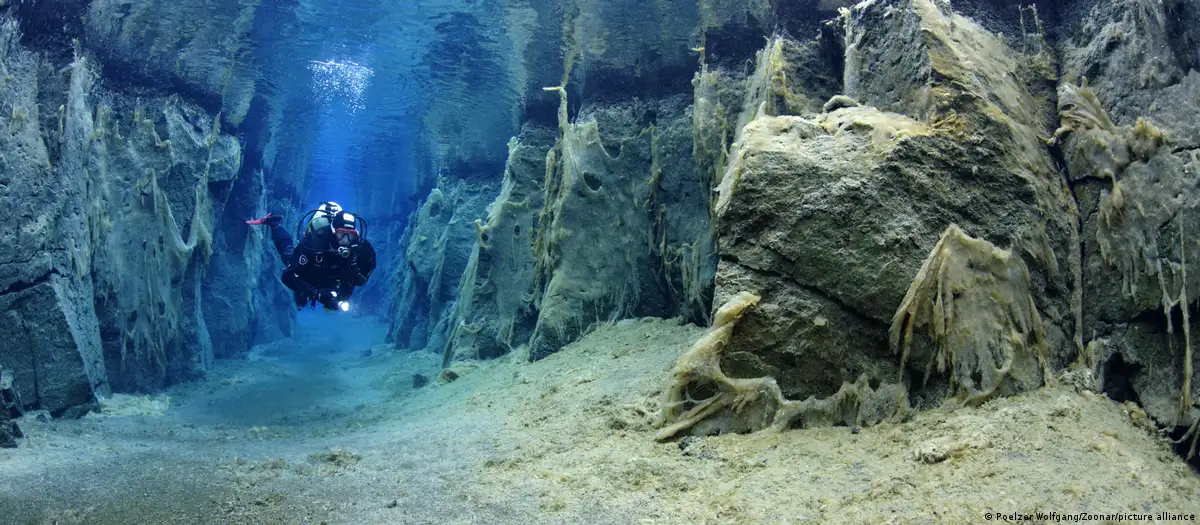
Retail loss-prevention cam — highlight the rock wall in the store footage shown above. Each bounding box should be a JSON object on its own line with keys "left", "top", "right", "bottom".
{"left": 413, "top": 91, "right": 719, "bottom": 364}
{"left": 81, "top": 88, "right": 241, "bottom": 392}
{"left": 83, "top": 0, "right": 261, "bottom": 126}
{"left": 437, "top": 124, "right": 553, "bottom": 362}
{"left": 1053, "top": 0, "right": 1200, "bottom": 429}
{"left": 525, "top": 95, "right": 715, "bottom": 360}
{"left": 0, "top": 7, "right": 296, "bottom": 415}
{"left": 412, "top": 0, "right": 1200, "bottom": 443}
{"left": 386, "top": 178, "right": 498, "bottom": 353}
{"left": 0, "top": 19, "right": 109, "bottom": 415}
{"left": 393, "top": 0, "right": 844, "bottom": 362}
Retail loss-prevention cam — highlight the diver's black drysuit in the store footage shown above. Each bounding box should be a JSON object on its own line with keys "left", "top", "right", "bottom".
{"left": 267, "top": 222, "right": 377, "bottom": 309}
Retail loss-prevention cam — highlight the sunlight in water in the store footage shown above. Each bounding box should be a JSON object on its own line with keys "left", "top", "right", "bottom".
{"left": 308, "top": 59, "right": 375, "bottom": 112}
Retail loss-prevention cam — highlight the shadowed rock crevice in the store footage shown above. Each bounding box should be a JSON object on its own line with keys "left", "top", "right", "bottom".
{"left": 0, "top": 269, "right": 61, "bottom": 297}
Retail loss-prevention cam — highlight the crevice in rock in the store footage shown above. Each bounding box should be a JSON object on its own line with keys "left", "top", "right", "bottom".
{"left": 1100, "top": 306, "right": 1200, "bottom": 470}
{"left": 1166, "top": 421, "right": 1200, "bottom": 472}
{"left": 1071, "top": 177, "right": 1107, "bottom": 230}
{"left": 0, "top": 268, "right": 60, "bottom": 297}
{"left": 1128, "top": 305, "right": 1172, "bottom": 333}
{"left": 1100, "top": 351, "right": 1142, "bottom": 404}
{"left": 1162, "top": 0, "right": 1200, "bottom": 74}
{"left": 28, "top": 340, "right": 39, "bottom": 412}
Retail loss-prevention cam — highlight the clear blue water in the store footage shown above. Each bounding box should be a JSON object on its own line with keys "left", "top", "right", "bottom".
{"left": 248, "top": 0, "right": 529, "bottom": 207}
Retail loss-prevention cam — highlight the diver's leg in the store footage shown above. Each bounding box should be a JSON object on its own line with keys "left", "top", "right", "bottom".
{"left": 269, "top": 223, "right": 293, "bottom": 264}
{"left": 247, "top": 213, "right": 291, "bottom": 263}
{"left": 293, "top": 289, "right": 308, "bottom": 309}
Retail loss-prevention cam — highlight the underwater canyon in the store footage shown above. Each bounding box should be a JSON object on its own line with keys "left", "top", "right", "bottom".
{"left": 1, "top": 0, "right": 1200, "bottom": 523}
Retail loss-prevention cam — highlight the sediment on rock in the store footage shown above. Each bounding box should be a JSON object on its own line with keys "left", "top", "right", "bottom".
{"left": 707, "top": 0, "right": 1078, "bottom": 417}
{"left": 0, "top": 10, "right": 294, "bottom": 413}
{"left": 387, "top": 178, "right": 498, "bottom": 355}
{"left": 1053, "top": 45, "right": 1200, "bottom": 436}
{"left": 657, "top": 291, "right": 908, "bottom": 440}
{"left": 890, "top": 225, "right": 1053, "bottom": 407}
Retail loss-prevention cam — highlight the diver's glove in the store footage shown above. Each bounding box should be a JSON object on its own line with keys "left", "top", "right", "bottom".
{"left": 245, "top": 213, "right": 282, "bottom": 226}
{"left": 316, "top": 289, "right": 338, "bottom": 310}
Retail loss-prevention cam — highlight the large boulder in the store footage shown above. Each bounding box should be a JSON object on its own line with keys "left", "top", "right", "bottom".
{"left": 714, "top": 0, "right": 1078, "bottom": 408}
{"left": 0, "top": 278, "right": 106, "bottom": 416}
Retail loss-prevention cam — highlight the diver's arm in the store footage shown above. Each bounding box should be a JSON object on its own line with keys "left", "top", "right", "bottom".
{"left": 331, "top": 242, "right": 375, "bottom": 301}
{"left": 278, "top": 266, "right": 316, "bottom": 299}
{"left": 354, "top": 241, "right": 377, "bottom": 286}
{"left": 335, "top": 280, "right": 355, "bottom": 300}
{"left": 281, "top": 266, "right": 316, "bottom": 298}
{"left": 280, "top": 245, "right": 318, "bottom": 298}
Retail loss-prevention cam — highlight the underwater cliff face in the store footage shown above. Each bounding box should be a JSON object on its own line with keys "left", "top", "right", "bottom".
{"left": 1056, "top": 0, "right": 1200, "bottom": 430}
{"left": 0, "top": 2, "right": 299, "bottom": 414}
{"left": 412, "top": 0, "right": 1199, "bottom": 443}
{"left": 0, "top": 18, "right": 106, "bottom": 416}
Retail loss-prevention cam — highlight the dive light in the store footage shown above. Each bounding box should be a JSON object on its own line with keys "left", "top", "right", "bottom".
{"left": 330, "top": 291, "right": 351, "bottom": 312}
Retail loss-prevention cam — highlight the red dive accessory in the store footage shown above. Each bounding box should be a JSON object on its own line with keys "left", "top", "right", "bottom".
{"left": 334, "top": 227, "right": 359, "bottom": 244}
{"left": 246, "top": 213, "right": 281, "bottom": 226}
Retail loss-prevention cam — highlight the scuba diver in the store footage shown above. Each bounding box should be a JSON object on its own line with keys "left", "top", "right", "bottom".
{"left": 247, "top": 202, "right": 376, "bottom": 312}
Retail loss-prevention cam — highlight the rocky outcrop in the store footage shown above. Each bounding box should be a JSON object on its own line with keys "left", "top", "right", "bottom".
{"left": 0, "top": 12, "right": 290, "bottom": 412}
{"left": 78, "top": 75, "right": 243, "bottom": 392}
{"left": 438, "top": 124, "right": 552, "bottom": 362}
{"left": 0, "top": 19, "right": 109, "bottom": 415}
{"left": 711, "top": 0, "right": 1077, "bottom": 410}
{"left": 525, "top": 95, "right": 714, "bottom": 360}
{"left": 425, "top": 93, "right": 718, "bottom": 364}
{"left": 0, "top": 369, "right": 22, "bottom": 447}
{"left": 204, "top": 165, "right": 295, "bottom": 358}
{"left": 1053, "top": 0, "right": 1200, "bottom": 429}
{"left": 387, "top": 178, "right": 498, "bottom": 353}
{"left": 1058, "top": 0, "right": 1191, "bottom": 127}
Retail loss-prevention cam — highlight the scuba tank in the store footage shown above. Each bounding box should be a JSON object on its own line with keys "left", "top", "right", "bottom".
{"left": 295, "top": 201, "right": 343, "bottom": 242}
{"left": 294, "top": 201, "right": 368, "bottom": 252}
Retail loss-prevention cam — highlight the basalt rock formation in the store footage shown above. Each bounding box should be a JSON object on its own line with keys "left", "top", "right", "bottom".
{"left": 412, "top": 0, "right": 1200, "bottom": 455}
{"left": 668, "top": 0, "right": 1198, "bottom": 446}
{"left": 0, "top": 3, "right": 299, "bottom": 415}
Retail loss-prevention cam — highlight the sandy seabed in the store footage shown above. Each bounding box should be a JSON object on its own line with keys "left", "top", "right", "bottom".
{"left": 1, "top": 314, "right": 1197, "bottom": 525}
